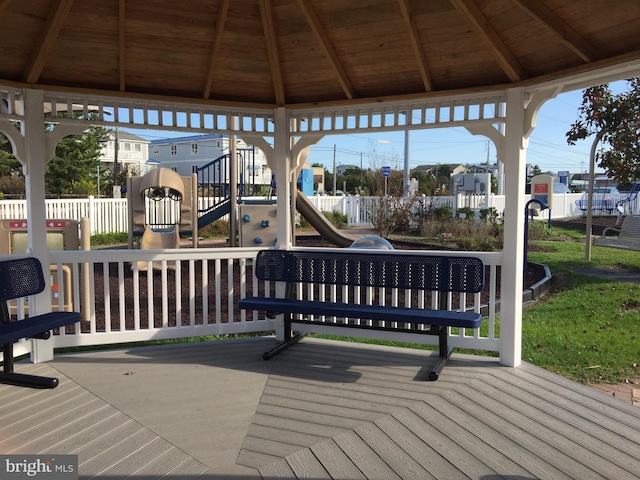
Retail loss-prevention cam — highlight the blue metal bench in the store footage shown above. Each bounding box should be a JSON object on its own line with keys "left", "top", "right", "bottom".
{"left": 238, "top": 249, "right": 485, "bottom": 380}
{"left": 0, "top": 257, "right": 80, "bottom": 389}
{"left": 576, "top": 199, "right": 615, "bottom": 213}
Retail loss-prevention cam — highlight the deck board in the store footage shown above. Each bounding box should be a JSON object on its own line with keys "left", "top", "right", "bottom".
{"left": 309, "top": 439, "right": 367, "bottom": 480}
{"left": 0, "top": 337, "right": 638, "bottom": 479}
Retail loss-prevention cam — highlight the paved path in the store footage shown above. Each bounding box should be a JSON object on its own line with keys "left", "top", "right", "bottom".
{"left": 572, "top": 266, "right": 640, "bottom": 284}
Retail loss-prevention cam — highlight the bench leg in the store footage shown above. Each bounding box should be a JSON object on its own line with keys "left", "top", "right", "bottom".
{"left": 1, "top": 342, "right": 59, "bottom": 389}
{"left": 429, "top": 327, "right": 454, "bottom": 381}
{"left": 263, "top": 315, "right": 307, "bottom": 360}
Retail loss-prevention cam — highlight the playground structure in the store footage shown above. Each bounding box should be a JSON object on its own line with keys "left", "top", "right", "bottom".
{"left": 0, "top": 219, "right": 78, "bottom": 312}
{"left": 128, "top": 155, "right": 360, "bottom": 255}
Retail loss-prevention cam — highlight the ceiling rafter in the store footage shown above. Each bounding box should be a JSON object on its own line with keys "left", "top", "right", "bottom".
{"left": 23, "top": 0, "right": 75, "bottom": 84}
{"left": 513, "top": 0, "right": 600, "bottom": 62}
{"left": 259, "top": 0, "right": 285, "bottom": 106}
{"left": 118, "top": 0, "right": 126, "bottom": 92}
{"left": 202, "top": 0, "right": 230, "bottom": 99}
{"left": 297, "top": 0, "right": 355, "bottom": 100}
{"left": 449, "top": 0, "right": 526, "bottom": 82}
{"left": 397, "top": 0, "right": 433, "bottom": 92}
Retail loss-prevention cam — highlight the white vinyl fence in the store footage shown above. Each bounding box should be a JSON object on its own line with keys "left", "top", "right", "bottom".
{"left": 6, "top": 247, "right": 502, "bottom": 358}
{"left": 1, "top": 192, "right": 638, "bottom": 235}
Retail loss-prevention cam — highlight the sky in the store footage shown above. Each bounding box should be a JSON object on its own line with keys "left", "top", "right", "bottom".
{"left": 125, "top": 81, "right": 631, "bottom": 176}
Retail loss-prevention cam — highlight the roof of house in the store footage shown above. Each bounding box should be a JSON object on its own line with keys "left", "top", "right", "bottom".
{"left": 148, "top": 134, "right": 225, "bottom": 146}
{"left": 114, "top": 131, "right": 148, "bottom": 142}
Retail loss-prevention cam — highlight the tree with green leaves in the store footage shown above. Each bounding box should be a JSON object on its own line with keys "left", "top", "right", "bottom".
{"left": 567, "top": 78, "right": 640, "bottom": 185}
{"left": 0, "top": 125, "right": 109, "bottom": 197}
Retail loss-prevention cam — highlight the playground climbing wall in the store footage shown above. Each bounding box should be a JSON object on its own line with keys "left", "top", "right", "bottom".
{"left": 239, "top": 203, "right": 277, "bottom": 247}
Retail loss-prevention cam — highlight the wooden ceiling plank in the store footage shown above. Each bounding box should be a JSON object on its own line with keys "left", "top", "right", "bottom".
{"left": 202, "top": 0, "right": 230, "bottom": 99}
{"left": 449, "top": 0, "right": 526, "bottom": 82}
{"left": 259, "top": 0, "right": 285, "bottom": 105}
{"left": 297, "top": 0, "right": 355, "bottom": 100}
{"left": 23, "top": 0, "right": 75, "bottom": 84}
{"left": 513, "top": 0, "right": 600, "bottom": 62}
{"left": 119, "top": 0, "right": 126, "bottom": 92}
{"left": 398, "top": 0, "right": 433, "bottom": 92}
{"left": 0, "top": 0, "right": 12, "bottom": 14}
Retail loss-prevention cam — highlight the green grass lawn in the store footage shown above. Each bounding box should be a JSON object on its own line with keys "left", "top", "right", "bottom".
{"left": 525, "top": 237, "right": 640, "bottom": 384}
{"left": 322, "top": 227, "right": 640, "bottom": 385}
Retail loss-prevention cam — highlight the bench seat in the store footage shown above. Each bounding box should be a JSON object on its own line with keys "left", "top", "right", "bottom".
{"left": 0, "top": 311, "right": 79, "bottom": 345}
{"left": 237, "top": 297, "right": 482, "bottom": 329}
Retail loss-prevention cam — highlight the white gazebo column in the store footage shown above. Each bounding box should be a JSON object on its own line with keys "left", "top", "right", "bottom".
{"left": 22, "top": 88, "right": 54, "bottom": 363}
{"left": 273, "top": 107, "right": 293, "bottom": 250}
{"left": 500, "top": 87, "right": 529, "bottom": 367}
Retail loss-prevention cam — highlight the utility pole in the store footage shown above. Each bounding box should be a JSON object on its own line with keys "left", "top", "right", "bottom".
{"left": 332, "top": 144, "right": 337, "bottom": 194}
{"left": 403, "top": 128, "right": 410, "bottom": 197}
{"left": 113, "top": 127, "right": 120, "bottom": 198}
{"left": 360, "top": 152, "right": 363, "bottom": 193}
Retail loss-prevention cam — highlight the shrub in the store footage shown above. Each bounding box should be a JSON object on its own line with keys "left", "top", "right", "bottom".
{"left": 480, "top": 207, "right": 501, "bottom": 224}
{"left": 323, "top": 210, "right": 347, "bottom": 228}
{"left": 430, "top": 206, "right": 452, "bottom": 221}
{"left": 527, "top": 221, "right": 552, "bottom": 240}
{"left": 91, "top": 232, "right": 128, "bottom": 246}
{"left": 199, "top": 220, "right": 229, "bottom": 239}
{"left": 456, "top": 206, "right": 475, "bottom": 220}
{"left": 420, "top": 217, "right": 503, "bottom": 251}
{"left": 369, "top": 196, "right": 418, "bottom": 238}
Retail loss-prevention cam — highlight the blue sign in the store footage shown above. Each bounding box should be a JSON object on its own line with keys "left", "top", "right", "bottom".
{"left": 558, "top": 170, "right": 570, "bottom": 184}
{"left": 381, "top": 166, "right": 391, "bottom": 177}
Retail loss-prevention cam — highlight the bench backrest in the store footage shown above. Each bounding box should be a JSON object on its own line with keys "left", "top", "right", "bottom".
{"left": 0, "top": 257, "right": 46, "bottom": 302}
{"left": 620, "top": 216, "right": 640, "bottom": 237}
{"left": 254, "top": 250, "right": 485, "bottom": 293}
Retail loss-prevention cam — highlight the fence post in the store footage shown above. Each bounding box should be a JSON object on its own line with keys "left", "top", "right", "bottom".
{"left": 88, "top": 195, "right": 95, "bottom": 236}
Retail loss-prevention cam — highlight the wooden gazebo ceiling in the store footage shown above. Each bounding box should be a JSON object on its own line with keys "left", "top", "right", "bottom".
{"left": 1, "top": 0, "right": 639, "bottom": 107}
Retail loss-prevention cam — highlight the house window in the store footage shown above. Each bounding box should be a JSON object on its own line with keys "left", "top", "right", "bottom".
{"left": 134, "top": 144, "right": 141, "bottom": 152}
{"left": 171, "top": 145, "right": 177, "bottom": 156}
{"left": 153, "top": 146, "right": 159, "bottom": 154}
{"left": 123, "top": 142, "right": 131, "bottom": 151}
{"left": 191, "top": 143, "right": 198, "bottom": 155}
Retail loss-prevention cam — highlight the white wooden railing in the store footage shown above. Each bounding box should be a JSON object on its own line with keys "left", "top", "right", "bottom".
{"left": 6, "top": 247, "right": 501, "bottom": 358}
{"left": 1, "top": 193, "right": 638, "bottom": 236}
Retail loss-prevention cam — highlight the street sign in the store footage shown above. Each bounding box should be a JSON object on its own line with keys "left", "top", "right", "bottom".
{"left": 381, "top": 166, "right": 391, "bottom": 177}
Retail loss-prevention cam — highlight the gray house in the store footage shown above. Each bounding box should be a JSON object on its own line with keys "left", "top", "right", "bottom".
{"left": 148, "top": 134, "right": 271, "bottom": 186}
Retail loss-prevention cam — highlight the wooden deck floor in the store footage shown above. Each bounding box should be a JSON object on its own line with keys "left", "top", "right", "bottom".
{"left": 2, "top": 337, "right": 640, "bottom": 479}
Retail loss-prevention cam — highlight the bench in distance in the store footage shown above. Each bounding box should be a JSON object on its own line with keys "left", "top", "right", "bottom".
{"left": 238, "top": 249, "right": 485, "bottom": 380}
{"left": 594, "top": 215, "right": 640, "bottom": 251}
{"left": 0, "top": 257, "right": 80, "bottom": 389}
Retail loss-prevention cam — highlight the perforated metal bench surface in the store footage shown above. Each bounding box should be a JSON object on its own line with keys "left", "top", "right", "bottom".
{"left": 576, "top": 199, "right": 615, "bottom": 212}
{"left": 0, "top": 257, "right": 80, "bottom": 388}
{"left": 238, "top": 249, "right": 485, "bottom": 380}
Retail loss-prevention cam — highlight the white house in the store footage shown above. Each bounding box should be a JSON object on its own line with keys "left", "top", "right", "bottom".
{"left": 335, "top": 164, "right": 359, "bottom": 175}
{"left": 100, "top": 129, "right": 151, "bottom": 176}
{"left": 148, "top": 134, "right": 271, "bottom": 189}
